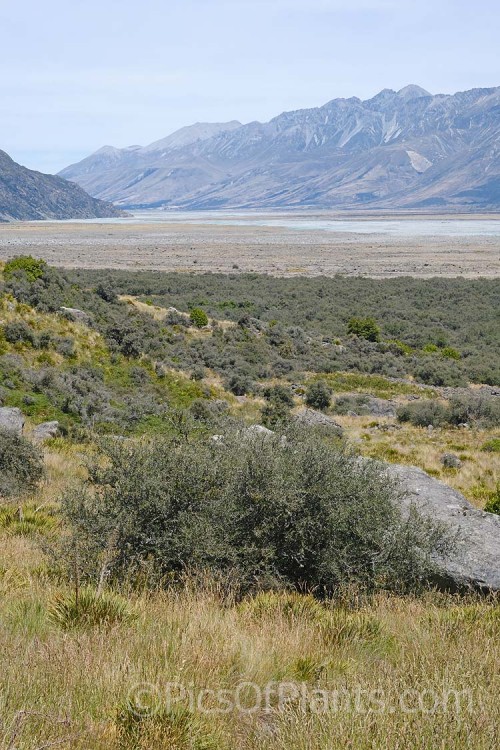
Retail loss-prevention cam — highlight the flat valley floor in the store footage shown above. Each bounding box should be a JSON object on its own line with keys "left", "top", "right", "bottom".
{"left": 0, "top": 215, "right": 499, "bottom": 277}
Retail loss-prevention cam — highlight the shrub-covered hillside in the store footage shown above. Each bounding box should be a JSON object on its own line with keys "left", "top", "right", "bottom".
{"left": 68, "top": 269, "right": 500, "bottom": 386}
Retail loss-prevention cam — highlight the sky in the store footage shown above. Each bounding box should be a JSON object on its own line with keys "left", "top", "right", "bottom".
{"left": 1, "top": 0, "right": 499, "bottom": 174}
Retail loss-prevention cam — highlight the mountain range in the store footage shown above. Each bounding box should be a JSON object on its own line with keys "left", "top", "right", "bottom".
{"left": 60, "top": 85, "right": 500, "bottom": 211}
{"left": 0, "top": 150, "right": 125, "bottom": 222}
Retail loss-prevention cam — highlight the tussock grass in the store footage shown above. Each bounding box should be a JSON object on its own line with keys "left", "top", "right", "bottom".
{"left": 341, "top": 415, "right": 500, "bottom": 507}
{"left": 0, "top": 561, "right": 498, "bottom": 748}
{"left": 48, "top": 587, "right": 136, "bottom": 630}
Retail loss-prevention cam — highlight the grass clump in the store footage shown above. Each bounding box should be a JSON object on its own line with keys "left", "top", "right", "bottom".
{"left": 481, "top": 437, "right": 500, "bottom": 452}
{"left": 116, "top": 703, "right": 220, "bottom": 750}
{"left": 0, "top": 503, "right": 57, "bottom": 536}
{"left": 484, "top": 485, "right": 500, "bottom": 515}
{"left": 239, "top": 591, "right": 328, "bottom": 624}
{"left": 48, "top": 587, "right": 136, "bottom": 630}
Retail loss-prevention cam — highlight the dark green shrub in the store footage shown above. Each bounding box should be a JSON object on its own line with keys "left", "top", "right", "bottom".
{"left": 305, "top": 381, "right": 332, "bottom": 411}
{"left": 261, "top": 400, "right": 292, "bottom": 428}
{"left": 189, "top": 308, "right": 209, "bottom": 328}
{"left": 347, "top": 317, "right": 381, "bottom": 342}
{"left": 0, "top": 429, "right": 44, "bottom": 498}
{"left": 95, "top": 283, "right": 118, "bottom": 304}
{"left": 190, "top": 366, "right": 206, "bottom": 381}
{"left": 262, "top": 384, "right": 294, "bottom": 406}
{"left": 59, "top": 428, "right": 451, "bottom": 595}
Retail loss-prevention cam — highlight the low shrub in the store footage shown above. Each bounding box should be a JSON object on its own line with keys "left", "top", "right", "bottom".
{"left": 0, "top": 429, "right": 44, "bottom": 498}
{"left": 396, "top": 400, "right": 449, "bottom": 428}
{"left": 3, "top": 320, "right": 36, "bottom": 347}
{"left": 189, "top": 308, "right": 209, "bottom": 328}
{"left": 59, "top": 427, "right": 452, "bottom": 595}
{"left": 3, "top": 255, "right": 46, "bottom": 282}
{"left": 305, "top": 380, "right": 332, "bottom": 410}
{"left": 347, "top": 317, "right": 381, "bottom": 343}
{"left": 448, "top": 392, "right": 500, "bottom": 428}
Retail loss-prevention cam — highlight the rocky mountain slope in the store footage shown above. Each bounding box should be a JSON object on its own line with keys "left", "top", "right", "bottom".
{"left": 0, "top": 149, "right": 126, "bottom": 222}
{"left": 60, "top": 85, "right": 500, "bottom": 211}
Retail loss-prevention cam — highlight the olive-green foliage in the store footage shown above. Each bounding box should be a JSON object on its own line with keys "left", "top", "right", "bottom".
{"left": 189, "top": 307, "right": 209, "bottom": 328}
{"left": 397, "top": 392, "right": 500, "bottom": 429}
{"left": 347, "top": 317, "right": 381, "bottom": 342}
{"left": 0, "top": 429, "right": 44, "bottom": 498}
{"left": 67, "top": 268, "right": 500, "bottom": 387}
{"left": 261, "top": 384, "right": 294, "bottom": 427}
{"left": 397, "top": 400, "right": 450, "bottom": 428}
{"left": 305, "top": 380, "right": 332, "bottom": 410}
{"left": 59, "top": 426, "right": 451, "bottom": 595}
{"left": 6, "top": 260, "right": 500, "bottom": 389}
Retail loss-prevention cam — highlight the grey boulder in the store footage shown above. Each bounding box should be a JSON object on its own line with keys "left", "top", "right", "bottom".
{"left": 31, "top": 421, "right": 60, "bottom": 443}
{"left": 386, "top": 463, "right": 500, "bottom": 592}
{"left": 0, "top": 407, "right": 25, "bottom": 435}
{"left": 60, "top": 306, "right": 90, "bottom": 322}
{"left": 294, "top": 408, "right": 343, "bottom": 436}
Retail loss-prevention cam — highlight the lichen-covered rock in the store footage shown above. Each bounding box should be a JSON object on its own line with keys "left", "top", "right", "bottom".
{"left": 0, "top": 407, "right": 24, "bottom": 435}
{"left": 386, "top": 463, "right": 500, "bottom": 592}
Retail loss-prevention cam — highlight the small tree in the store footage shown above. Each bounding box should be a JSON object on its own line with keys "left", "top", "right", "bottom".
{"left": 190, "top": 308, "right": 209, "bottom": 328}
{"left": 347, "top": 317, "right": 381, "bottom": 343}
{"left": 3, "top": 255, "right": 46, "bottom": 283}
{"left": 305, "top": 381, "right": 332, "bottom": 411}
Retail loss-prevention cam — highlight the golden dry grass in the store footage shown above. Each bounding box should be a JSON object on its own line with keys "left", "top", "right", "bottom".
{"left": 0, "top": 532, "right": 498, "bottom": 749}
{"left": 338, "top": 415, "right": 500, "bottom": 507}
{"left": 1, "top": 430, "right": 499, "bottom": 749}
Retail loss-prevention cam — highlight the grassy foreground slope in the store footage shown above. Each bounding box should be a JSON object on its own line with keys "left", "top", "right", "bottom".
{"left": 0, "top": 258, "right": 499, "bottom": 748}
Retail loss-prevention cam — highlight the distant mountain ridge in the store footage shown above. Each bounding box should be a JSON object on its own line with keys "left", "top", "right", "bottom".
{"left": 59, "top": 85, "right": 500, "bottom": 211}
{"left": 0, "top": 150, "right": 126, "bottom": 222}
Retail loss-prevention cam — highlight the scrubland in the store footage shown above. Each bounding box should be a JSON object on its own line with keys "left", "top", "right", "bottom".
{"left": 0, "top": 257, "right": 499, "bottom": 748}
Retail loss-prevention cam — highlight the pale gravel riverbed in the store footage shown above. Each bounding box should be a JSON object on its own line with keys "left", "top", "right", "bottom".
{"left": 0, "top": 213, "right": 499, "bottom": 278}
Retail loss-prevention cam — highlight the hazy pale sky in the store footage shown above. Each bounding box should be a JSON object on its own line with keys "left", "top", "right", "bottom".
{"left": 1, "top": 0, "right": 498, "bottom": 173}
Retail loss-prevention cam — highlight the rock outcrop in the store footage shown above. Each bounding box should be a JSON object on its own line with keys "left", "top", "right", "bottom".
{"left": 0, "top": 407, "right": 25, "bottom": 435}
{"left": 294, "top": 408, "right": 344, "bottom": 436}
{"left": 387, "top": 463, "right": 500, "bottom": 592}
{"left": 31, "top": 421, "right": 60, "bottom": 443}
